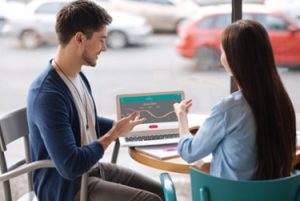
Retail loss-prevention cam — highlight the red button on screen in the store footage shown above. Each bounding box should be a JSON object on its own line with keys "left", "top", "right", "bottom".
{"left": 149, "top": 125, "right": 158, "bottom": 129}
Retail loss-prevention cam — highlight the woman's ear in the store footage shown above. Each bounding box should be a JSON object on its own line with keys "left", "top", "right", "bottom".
{"left": 220, "top": 44, "right": 232, "bottom": 76}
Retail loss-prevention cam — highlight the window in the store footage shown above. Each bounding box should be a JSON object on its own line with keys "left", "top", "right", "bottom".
{"left": 254, "top": 14, "right": 289, "bottom": 31}
{"left": 197, "top": 14, "right": 232, "bottom": 29}
{"left": 196, "top": 16, "right": 216, "bottom": 29}
{"left": 213, "top": 14, "right": 231, "bottom": 28}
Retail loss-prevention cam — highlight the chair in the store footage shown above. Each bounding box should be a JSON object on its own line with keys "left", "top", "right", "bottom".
{"left": 0, "top": 107, "right": 120, "bottom": 201}
{"left": 160, "top": 173, "right": 177, "bottom": 201}
{"left": 160, "top": 168, "right": 300, "bottom": 201}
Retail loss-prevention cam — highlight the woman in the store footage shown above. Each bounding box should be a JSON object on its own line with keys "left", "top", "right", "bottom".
{"left": 174, "top": 20, "right": 296, "bottom": 180}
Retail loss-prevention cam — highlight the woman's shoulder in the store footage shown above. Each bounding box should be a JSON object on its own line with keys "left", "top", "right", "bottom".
{"left": 215, "top": 90, "right": 248, "bottom": 113}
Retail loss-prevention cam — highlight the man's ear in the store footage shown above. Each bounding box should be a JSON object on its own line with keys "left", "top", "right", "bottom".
{"left": 74, "top": 32, "right": 86, "bottom": 45}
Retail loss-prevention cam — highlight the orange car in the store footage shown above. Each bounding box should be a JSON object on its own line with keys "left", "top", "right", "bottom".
{"left": 176, "top": 4, "right": 300, "bottom": 70}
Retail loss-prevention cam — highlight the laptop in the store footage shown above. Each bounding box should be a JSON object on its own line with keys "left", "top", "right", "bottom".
{"left": 116, "top": 91, "right": 184, "bottom": 147}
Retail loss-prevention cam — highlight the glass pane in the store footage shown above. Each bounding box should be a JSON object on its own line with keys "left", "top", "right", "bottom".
{"left": 35, "top": 2, "right": 63, "bottom": 14}
{"left": 0, "top": 1, "right": 299, "bottom": 199}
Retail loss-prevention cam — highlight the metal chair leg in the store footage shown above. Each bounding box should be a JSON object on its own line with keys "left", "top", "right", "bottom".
{"left": 111, "top": 138, "right": 120, "bottom": 164}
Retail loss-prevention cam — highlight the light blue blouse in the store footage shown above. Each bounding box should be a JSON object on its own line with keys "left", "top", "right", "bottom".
{"left": 177, "top": 90, "right": 257, "bottom": 180}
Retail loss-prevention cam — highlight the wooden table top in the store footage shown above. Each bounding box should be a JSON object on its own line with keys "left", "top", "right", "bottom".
{"left": 129, "top": 147, "right": 210, "bottom": 174}
{"left": 128, "top": 126, "right": 204, "bottom": 174}
{"left": 129, "top": 146, "right": 300, "bottom": 174}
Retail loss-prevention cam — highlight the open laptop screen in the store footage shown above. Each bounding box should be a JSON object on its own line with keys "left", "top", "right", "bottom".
{"left": 116, "top": 91, "right": 184, "bottom": 133}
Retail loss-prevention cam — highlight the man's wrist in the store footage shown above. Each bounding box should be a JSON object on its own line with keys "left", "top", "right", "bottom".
{"left": 98, "top": 131, "right": 116, "bottom": 150}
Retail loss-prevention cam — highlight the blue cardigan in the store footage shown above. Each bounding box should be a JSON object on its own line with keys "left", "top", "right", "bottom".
{"left": 27, "top": 62, "right": 113, "bottom": 201}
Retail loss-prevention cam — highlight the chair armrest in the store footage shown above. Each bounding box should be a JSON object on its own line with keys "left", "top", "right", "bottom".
{"left": 0, "top": 160, "right": 55, "bottom": 182}
{"left": 160, "top": 172, "right": 177, "bottom": 201}
{"left": 7, "top": 159, "right": 27, "bottom": 171}
{"left": 80, "top": 173, "right": 88, "bottom": 201}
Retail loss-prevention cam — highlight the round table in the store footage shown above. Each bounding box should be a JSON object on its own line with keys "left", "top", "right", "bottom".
{"left": 128, "top": 126, "right": 300, "bottom": 174}
{"left": 129, "top": 147, "right": 210, "bottom": 174}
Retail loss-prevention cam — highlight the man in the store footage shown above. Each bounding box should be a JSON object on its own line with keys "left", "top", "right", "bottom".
{"left": 27, "top": 0, "right": 163, "bottom": 200}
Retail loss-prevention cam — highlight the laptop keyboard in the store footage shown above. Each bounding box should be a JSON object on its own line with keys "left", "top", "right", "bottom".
{"left": 125, "top": 133, "right": 180, "bottom": 142}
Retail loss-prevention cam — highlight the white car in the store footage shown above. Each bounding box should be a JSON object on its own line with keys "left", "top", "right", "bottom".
{"left": 1, "top": 0, "right": 152, "bottom": 49}
{"left": 98, "top": 0, "right": 201, "bottom": 32}
{"left": 0, "top": 2, "right": 25, "bottom": 32}
{"left": 0, "top": 13, "right": 5, "bottom": 32}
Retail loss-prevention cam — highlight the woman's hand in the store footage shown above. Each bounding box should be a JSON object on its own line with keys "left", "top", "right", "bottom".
{"left": 173, "top": 99, "right": 192, "bottom": 117}
{"left": 173, "top": 99, "right": 192, "bottom": 135}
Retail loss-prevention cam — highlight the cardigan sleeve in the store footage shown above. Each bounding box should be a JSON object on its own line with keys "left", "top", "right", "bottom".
{"left": 96, "top": 116, "right": 114, "bottom": 137}
{"left": 32, "top": 90, "right": 104, "bottom": 180}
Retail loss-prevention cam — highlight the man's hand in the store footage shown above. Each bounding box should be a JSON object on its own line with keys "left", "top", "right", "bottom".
{"left": 112, "top": 111, "right": 146, "bottom": 138}
{"left": 99, "top": 112, "right": 146, "bottom": 149}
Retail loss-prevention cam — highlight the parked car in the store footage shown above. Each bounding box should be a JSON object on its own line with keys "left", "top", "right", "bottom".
{"left": 0, "top": 15, "right": 5, "bottom": 32}
{"left": 176, "top": 4, "right": 300, "bottom": 70}
{"left": 1, "top": 0, "right": 152, "bottom": 49}
{"left": 98, "top": 0, "right": 201, "bottom": 32}
{"left": 0, "top": 1, "right": 25, "bottom": 33}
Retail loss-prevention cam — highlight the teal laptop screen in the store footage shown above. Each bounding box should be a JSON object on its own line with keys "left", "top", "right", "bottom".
{"left": 119, "top": 92, "right": 183, "bottom": 124}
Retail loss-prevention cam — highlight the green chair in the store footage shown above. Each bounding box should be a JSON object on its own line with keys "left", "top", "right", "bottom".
{"left": 160, "top": 168, "right": 300, "bottom": 201}
{"left": 160, "top": 173, "right": 178, "bottom": 201}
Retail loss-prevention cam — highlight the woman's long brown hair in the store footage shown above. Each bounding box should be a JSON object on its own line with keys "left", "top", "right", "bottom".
{"left": 221, "top": 20, "right": 296, "bottom": 180}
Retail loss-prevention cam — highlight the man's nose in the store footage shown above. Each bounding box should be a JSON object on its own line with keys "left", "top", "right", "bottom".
{"left": 102, "top": 43, "right": 108, "bottom": 51}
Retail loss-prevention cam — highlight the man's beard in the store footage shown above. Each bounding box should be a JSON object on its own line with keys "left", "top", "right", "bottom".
{"left": 82, "top": 51, "right": 97, "bottom": 67}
